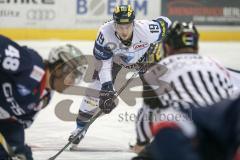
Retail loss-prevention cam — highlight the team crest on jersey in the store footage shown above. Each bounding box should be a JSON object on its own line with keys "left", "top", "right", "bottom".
{"left": 133, "top": 42, "right": 149, "bottom": 50}
{"left": 119, "top": 53, "right": 134, "bottom": 63}
{"left": 30, "top": 65, "right": 45, "bottom": 82}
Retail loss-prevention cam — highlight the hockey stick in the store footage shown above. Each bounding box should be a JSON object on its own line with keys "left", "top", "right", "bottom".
{"left": 0, "top": 132, "right": 15, "bottom": 157}
{"left": 48, "top": 111, "right": 103, "bottom": 160}
{"left": 48, "top": 39, "right": 166, "bottom": 160}
{"left": 48, "top": 65, "right": 143, "bottom": 160}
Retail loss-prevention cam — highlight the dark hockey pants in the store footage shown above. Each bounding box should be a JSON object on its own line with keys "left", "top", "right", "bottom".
{"left": 0, "top": 120, "right": 33, "bottom": 160}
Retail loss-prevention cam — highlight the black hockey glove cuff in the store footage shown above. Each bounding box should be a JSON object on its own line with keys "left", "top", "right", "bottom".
{"left": 99, "top": 82, "right": 117, "bottom": 114}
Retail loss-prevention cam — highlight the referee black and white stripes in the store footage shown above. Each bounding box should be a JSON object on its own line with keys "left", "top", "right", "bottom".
{"left": 135, "top": 54, "right": 238, "bottom": 145}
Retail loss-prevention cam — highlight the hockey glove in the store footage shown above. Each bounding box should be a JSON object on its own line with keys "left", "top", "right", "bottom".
{"left": 145, "top": 41, "right": 163, "bottom": 64}
{"left": 137, "top": 42, "right": 164, "bottom": 74}
{"left": 99, "top": 82, "right": 117, "bottom": 114}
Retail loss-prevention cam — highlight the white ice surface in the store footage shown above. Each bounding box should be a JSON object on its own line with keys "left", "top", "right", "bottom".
{"left": 15, "top": 40, "right": 240, "bottom": 160}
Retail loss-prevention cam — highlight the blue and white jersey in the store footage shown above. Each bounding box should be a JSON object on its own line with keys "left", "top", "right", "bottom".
{"left": 93, "top": 16, "right": 171, "bottom": 84}
{"left": 0, "top": 35, "right": 48, "bottom": 128}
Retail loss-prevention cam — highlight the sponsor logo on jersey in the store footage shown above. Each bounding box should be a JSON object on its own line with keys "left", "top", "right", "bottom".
{"left": 30, "top": 65, "right": 45, "bottom": 82}
{"left": 133, "top": 42, "right": 148, "bottom": 50}
{"left": 17, "top": 84, "right": 31, "bottom": 96}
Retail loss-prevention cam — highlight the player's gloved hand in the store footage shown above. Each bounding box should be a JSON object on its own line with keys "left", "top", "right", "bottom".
{"left": 137, "top": 42, "right": 163, "bottom": 74}
{"left": 146, "top": 41, "right": 163, "bottom": 63}
{"left": 99, "top": 82, "right": 117, "bottom": 114}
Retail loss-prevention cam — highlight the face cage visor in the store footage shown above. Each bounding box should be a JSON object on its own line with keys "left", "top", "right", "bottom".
{"left": 50, "top": 57, "right": 88, "bottom": 91}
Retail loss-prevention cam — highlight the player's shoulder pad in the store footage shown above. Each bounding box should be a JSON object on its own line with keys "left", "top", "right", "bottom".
{"left": 0, "top": 34, "right": 20, "bottom": 49}
{"left": 93, "top": 21, "right": 114, "bottom": 60}
{"left": 99, "top": 20, "right": 114, "bottom": 33}
{"left": 0, "top": 35, "right": 23, "bottom": 73}
{"left": 0, "top": 34, "right": 10, "bottom": 42}
{"left": 152, "top": 16, "right": 172, "bottom": 41}
{"left": 153, "top": 16, "right": 172, "bottom": 28}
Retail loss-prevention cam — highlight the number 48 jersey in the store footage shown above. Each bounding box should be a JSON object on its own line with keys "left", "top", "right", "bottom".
{"left": 0, "top": 35, "right": 48, "bottom": 128}
{"left": 93, "top": 16, "right": 171, "bottom": 84}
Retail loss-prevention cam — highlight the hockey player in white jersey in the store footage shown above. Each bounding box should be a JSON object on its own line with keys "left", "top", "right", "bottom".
{"left": 131, "top": 21, "right": 239, "bottom": 154}
{"left": 68, "top": 4, "right": 171, "bottom": 149}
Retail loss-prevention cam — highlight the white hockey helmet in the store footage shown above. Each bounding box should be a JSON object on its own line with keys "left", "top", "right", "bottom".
{"left": 48, "top": 44, "right": 87, "bottom": 92}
